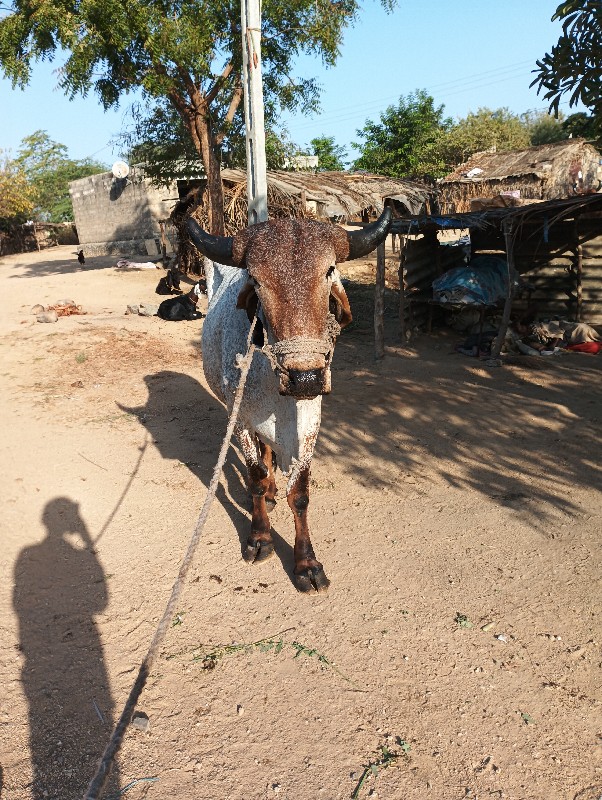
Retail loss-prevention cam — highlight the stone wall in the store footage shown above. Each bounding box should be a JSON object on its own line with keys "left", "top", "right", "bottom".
{"left": 69, "top": 168, "right": 179, "bottom": 255}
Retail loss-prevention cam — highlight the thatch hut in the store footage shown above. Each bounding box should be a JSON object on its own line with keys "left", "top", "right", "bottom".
{"left": 440, "top": 139, "right": 602, "bottom": 214}
{"left": 179, "top": 168, "right": 435, "bottom": 229}
{"left": 174, "top": 168, "right": 436, "bottom": 271}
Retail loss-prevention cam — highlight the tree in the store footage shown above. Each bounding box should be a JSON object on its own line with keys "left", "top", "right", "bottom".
{"left": 521, "top": 110, "right": 567, "bottom": 146}
{"left": 308, "top": 136, "right": 348, "bottom": 171}
{"left": 0, "top": 153, "right": 35, "bottom": 226}
{"left": 14, "top": 131, "right": 106, "bottom": 222}
{"left": 0, "top": 0, "right": 392, "bottom": 235}
{"left": 352, "top": 90, "right": 451, "bottom": 179}
{"left": 121, "top": 99, "right": 301, "bottom": 180}
{"left": 439, "top": 108, "right": 531, "bottom": 168}
{"left": 561, "top": 111, "right": 602, "bottom": 142}
{"left": 531, "top": 1, "right": 602, "bottom": 121}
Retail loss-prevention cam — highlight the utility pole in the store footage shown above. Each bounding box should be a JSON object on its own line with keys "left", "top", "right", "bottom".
{"left": 241, "top": 0, "right": 268, "bottom": 225}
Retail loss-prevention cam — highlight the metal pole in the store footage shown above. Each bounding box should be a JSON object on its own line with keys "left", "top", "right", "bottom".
{"left": 241, "top": 0, "right": 268, "bottom": 225}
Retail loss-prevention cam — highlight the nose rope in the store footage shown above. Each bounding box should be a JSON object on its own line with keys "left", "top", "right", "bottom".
{"left": 259, "top": 314, "right": 341, "bottom": 376}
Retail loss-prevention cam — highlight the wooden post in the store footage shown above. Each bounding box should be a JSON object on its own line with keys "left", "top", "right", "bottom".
{"left": 489, "top": 221, "right": 515, "bottom": 363}
{"left": 398, "top": 237, "right": 406, "bottom": 343}
{"left": 375, "top": 240, "right": 385, "bottom": 360}
{"left": 159, "top": 221, "right": 168, "bottom": 265}
{"left": 241, "top": 0, "right": 268, "bottom": 225}
{"left": 576, "top": 243, "right": 583, "bottom": 321}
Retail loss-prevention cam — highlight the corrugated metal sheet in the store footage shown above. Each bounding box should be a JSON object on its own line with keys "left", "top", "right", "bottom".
{"left": 511, "top": 225, "right": 602, "bottom": 322}
{"left": 513, "top": 258, "right": 577, "bottom": 317}
{"left": 400, "top": 236, "right": 468, "bottom": 330}
{"left": 580, "top": 229, "right": 602, "bottom": 321}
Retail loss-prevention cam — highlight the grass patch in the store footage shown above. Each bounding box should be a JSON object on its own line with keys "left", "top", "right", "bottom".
{"left": 171, "top": 628, "right": 362, "bottom": 689}
{"left": 352, "top": 738, "right": 411, "bottom": 799}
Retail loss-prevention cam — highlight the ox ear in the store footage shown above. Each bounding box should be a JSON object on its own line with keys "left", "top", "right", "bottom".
{"left": 236, "top": 281, "right": 258, "bottom": 322}
{"left": 329, "top": 280, "right": 352, "bottom": 329}
{"left": 236, "top": 281, "right": 265, "bottom": 345}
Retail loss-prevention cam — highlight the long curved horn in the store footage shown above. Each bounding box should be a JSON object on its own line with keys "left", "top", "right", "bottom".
{"left": 346, "top": 207, "right": 393, "bottom": 261}
{"left": 186, "top": 217, "right": 238, "bottom": 267}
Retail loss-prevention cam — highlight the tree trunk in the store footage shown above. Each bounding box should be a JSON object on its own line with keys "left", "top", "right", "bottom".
{"left": 194, "top": 115, "right": 226, "bottom": 236}
{"left": 169, "top": 88, "right": 227, "bottom": 236}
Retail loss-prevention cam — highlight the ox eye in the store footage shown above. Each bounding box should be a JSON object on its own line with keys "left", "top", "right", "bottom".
{"left": 326, "top": 266, "right": 335, "bottom": 279}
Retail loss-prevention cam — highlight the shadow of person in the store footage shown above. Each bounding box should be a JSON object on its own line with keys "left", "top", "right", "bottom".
{"left": 13, "top": 498, "right": 120, "bottom": 800}
{"left": 118, "top": 370, "right": 295, "bottom": 581}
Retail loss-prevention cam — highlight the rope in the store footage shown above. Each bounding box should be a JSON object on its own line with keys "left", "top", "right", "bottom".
{"left": 83, "top": 318, "right": 258, "bottom": 800}
{"left": 270, "top": 337, "right": 331, "bottom": 356}
{"left": 260, "top": 314, "right": 341, "bottom": 374}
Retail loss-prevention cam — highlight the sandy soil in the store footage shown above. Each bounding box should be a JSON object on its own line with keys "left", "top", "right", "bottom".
{"left": 0, "top": 244, "right": 601, "bottom": 800}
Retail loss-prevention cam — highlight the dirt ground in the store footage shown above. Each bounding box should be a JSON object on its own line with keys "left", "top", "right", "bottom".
{"left": 1, "top": 242, "right": 601, "bottom": 800}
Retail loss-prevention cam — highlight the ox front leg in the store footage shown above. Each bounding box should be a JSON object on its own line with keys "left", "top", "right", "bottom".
{"left": 238, "top": 429, "right": 275, "bottom": 563}
{"left": 288, "top": 467, "right": 330, "bottom": 593}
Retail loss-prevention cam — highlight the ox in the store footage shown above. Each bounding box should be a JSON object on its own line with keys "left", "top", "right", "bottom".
{"left": 187, "top": 208, "right": 392, "bottom": 592}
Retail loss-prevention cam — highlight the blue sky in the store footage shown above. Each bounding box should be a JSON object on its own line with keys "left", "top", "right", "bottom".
{"left": 0, "top": 0, "right": 571, "bottom": 167}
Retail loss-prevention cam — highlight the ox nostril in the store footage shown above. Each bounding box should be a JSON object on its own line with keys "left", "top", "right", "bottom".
{"left": 288, "top": 368, "right": 325, "bottom": 397}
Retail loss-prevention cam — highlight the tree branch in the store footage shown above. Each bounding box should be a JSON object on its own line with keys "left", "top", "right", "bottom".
{"left": 206, "top": 61, "right": 234, "bottom": 106}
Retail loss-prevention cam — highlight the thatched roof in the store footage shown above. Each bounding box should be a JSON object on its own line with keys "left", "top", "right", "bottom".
{"left": 218, "top": 168, "right": 434, "bottom": 220}
{"left": 442, "top": 139, "right": 599, "bottom": 184}
{"left": 174, "top": 169, "right": 434, "bottom": 271}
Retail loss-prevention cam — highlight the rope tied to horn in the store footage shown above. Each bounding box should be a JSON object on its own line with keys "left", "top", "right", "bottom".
{"left": 260, "top": 313, "right": 341, "bottom": 375}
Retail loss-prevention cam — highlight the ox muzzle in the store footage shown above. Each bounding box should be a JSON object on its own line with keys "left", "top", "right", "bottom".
{"left": 278, "top": 358, "right": 331, "bottom": 399}
{"left": 263, "top": 336, "right": 336, "bottom": 399}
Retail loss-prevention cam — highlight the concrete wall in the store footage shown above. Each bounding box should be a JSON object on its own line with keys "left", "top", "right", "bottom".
{"left": 69, "top": 168, "right": 179, "bottom": 255}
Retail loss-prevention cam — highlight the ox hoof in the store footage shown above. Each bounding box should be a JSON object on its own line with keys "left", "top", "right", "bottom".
{"left": 265, "top": 498, "right": 277, "bottom": 512}
{"left": 294, "top": 565, "right": 330, "bottom": 594}
{"left": 243, "top": 537, "right": 274, "bottom": 563}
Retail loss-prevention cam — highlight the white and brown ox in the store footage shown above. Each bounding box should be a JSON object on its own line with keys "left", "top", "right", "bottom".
{"left": 187, "top": 208, "right": 392, "bottom": 592}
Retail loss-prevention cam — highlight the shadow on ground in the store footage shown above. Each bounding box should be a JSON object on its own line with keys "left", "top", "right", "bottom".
{"left": 13, "top": 498, "right": 120, "bottom": 800}
{"left": 317, "top": 279, "right": 601, "bottom": 531}
{"left": 119, "top": 372, "right": 297, "bottom": 583}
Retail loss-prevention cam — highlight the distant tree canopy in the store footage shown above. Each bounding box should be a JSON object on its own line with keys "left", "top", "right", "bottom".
{"left": 0, "top": 0, "right": 395, "bottom": 234}
{"left": 0, "top": 152, "right": 35, "bottom": 228}
{"left": 439, "top": 108, "right": 531, "bottom": 167}
{"left": 531, "top": 0, "right": 602, "bottom": 127}
{"left": 522, "top": 109, "right": 567, "bottom": 145}
{"left": 15, "top": 131, "right": 106, "bottom": 222}
{"left": 352, "top": 90, "right": 452, "bottom": 178}
{"left": 351, "top": 93, "right": 571, "bottom": 180}
{"left": 307, "top": 136, "right": 348, "bottom": 171}
{"left": 561, "top": 111, "right": 601, "bottom": 143}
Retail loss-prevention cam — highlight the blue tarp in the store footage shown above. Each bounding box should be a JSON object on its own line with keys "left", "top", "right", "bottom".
{"left": 432, "top": 255, "right": 511, "bottom": 305}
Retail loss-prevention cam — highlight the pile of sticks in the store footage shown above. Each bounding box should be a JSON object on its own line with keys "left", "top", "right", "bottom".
{"left": 174, "top": 181, "right": 315, "bottom": 274}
